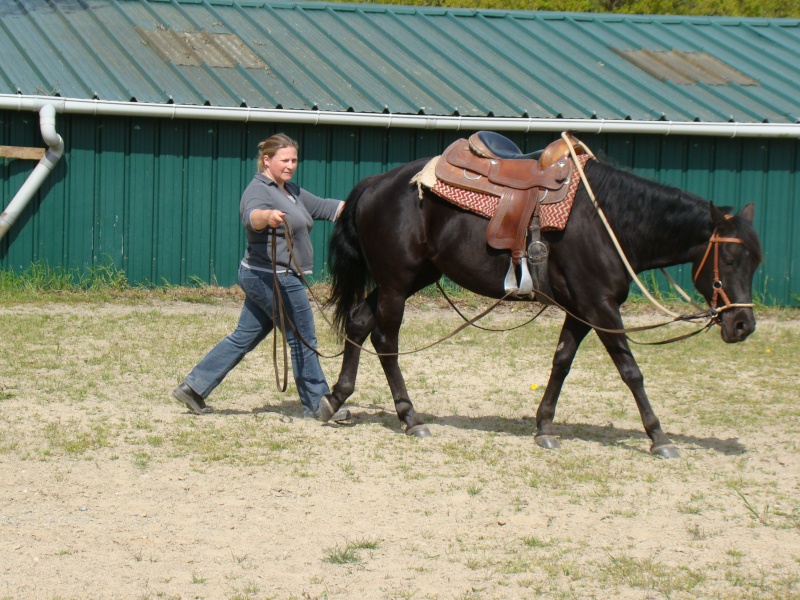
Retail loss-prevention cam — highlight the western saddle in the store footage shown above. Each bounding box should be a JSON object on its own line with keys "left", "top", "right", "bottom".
{"left": 434, "top": 131, "right": 585, "bottom": 296}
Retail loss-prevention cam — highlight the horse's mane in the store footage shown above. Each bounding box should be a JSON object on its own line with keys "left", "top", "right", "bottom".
{"left": 585, "top": 159, "right": 709, "bottom": 234}
{"left": 582, "top": 158, "right": 762, "bottom": 262}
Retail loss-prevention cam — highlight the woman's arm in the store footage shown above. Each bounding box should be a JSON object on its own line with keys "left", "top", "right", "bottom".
{"left": 293, "top": 184, "right": 342, "bottom": 222}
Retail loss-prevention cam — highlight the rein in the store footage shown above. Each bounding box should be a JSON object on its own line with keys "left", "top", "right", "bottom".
{"left": 436, "top": 280, "right": 550, "bottom": 332}
{"left": 435, "top": 278, "right": 717, "bottom": 345}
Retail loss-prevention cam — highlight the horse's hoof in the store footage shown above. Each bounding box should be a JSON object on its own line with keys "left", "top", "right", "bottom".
{"left": 406, "top": 424, "right": 432, "bottom": 438}
{"left": 317, "top": 396, "right": 335, "bottom": 423}
{"left": 535, "top": 435, "right": 561, "bottom": 450}
{"left": 652, "top": 444, "right": 680, "bottom": 459}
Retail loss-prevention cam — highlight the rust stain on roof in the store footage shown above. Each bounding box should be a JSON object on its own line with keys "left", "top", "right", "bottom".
{"left": 612, "top": 48, "right": 760, "bottom": 86}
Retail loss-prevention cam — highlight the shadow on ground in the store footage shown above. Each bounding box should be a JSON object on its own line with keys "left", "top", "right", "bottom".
{"left": 190, "top": 398, "right": 746, "bottom": 456}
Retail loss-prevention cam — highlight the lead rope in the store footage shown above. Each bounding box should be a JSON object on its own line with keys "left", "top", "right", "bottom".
{"left": 437, "top": 280, "right": 549, "bottom": 332}
{"left": 270, "top": 227, "right": 289, "bottom": 391}
{"left": 434, "top": 278, "right": 716, "bottom": 344}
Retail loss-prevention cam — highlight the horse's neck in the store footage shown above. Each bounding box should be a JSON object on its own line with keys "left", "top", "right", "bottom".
{"left": 607, "top": 192, "right": 711, "bottom": 273}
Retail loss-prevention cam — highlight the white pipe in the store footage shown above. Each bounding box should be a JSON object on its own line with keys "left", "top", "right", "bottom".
{"left": 1, "top": 94, "right": 799, "bottom": 138}
{"left": 0, "top": 103, "right": 65, "bottom": 241}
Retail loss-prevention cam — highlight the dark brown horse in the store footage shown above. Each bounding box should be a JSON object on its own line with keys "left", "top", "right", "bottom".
{"left": 320, "top": 143, "right": 762, "bottom": 458}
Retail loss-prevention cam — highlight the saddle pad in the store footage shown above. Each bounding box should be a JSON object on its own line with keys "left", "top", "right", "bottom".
{"left": 430, "top": 178, "right": 497, "bottom": 219}
{"left": 539, "top": 153, "right": 591, "bottom": 231}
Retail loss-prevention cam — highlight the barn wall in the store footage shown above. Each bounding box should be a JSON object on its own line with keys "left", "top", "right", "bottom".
{"left": 1, "top": 110, "right": 797, "bottom": 305}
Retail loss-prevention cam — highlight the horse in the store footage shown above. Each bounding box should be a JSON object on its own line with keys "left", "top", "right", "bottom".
{"left": 319, "top": 137, "right": 762, "bottom": 458}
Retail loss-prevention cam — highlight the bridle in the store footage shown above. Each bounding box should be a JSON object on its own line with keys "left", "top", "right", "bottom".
{"left": 692, "top": 228, "right": 755, "bottom": 321}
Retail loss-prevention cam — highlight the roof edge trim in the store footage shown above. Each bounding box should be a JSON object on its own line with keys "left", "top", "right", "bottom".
{"left": 2, "top": 95, "right": 799, "bottom": 138}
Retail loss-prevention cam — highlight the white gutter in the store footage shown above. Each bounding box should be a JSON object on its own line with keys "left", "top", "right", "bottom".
{"left": 1, "top": 94, "right": 799, "bottom": 138}
{"left": 0, "top": 103, "right": 64, "bottom": 242}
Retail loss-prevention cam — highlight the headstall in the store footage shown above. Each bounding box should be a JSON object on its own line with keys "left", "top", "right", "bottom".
{"left": 693, "top": 227, "right": 755, "bottom": 320}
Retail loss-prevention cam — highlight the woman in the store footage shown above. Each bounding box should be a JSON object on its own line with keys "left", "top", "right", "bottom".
{"left": 172, "top": 133, "right": 349, "bottom": 421}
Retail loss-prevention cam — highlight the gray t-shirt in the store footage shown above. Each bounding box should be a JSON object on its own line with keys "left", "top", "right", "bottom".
{"left": 240, "top": 173, "right": 342, "bottom": 273}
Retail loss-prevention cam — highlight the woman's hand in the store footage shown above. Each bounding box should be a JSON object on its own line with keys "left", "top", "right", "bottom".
{"left": 251, "top": 209, "right": 286, "bottom": 230}
{"left": 265, "top": 209, "right": 285, "bottom": 229}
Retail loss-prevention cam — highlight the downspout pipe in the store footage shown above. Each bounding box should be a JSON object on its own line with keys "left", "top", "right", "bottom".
{"left": 0, "top": 103, "right": 64, "bottom": 241}
{"left": 1, "top": 94, "right": 799, "bottom": 138}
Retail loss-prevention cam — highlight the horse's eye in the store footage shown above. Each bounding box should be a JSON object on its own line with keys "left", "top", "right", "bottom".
{"left": 722, "top": 248, "right": 744, "bottom": 269}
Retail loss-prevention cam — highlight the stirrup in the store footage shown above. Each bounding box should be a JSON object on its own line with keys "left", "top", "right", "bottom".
{"left": 518, "top": 259, "right": 533, "bottom": 296}
{"left": 503, "top": 258, "right": 533, "bottom": 297}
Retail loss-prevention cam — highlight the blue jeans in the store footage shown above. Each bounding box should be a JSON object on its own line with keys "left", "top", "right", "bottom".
{"left": 184, "top": 265, "right": 329, "bottom": 415}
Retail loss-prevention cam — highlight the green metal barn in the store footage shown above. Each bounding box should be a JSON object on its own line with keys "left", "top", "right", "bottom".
{"left": 1, "top": 1, "right": 798, "bottom": 304}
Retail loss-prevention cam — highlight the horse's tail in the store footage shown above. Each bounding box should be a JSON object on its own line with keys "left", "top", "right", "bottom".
{"left": 326, "top": 176, "right": 375, "bottom": 336}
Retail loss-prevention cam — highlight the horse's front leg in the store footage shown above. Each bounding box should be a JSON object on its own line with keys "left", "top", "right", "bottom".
{"left": 535, "top": 315, "right": 592, "bottom": 449}
{"left": 372, "top": 292, "right": 431, "bottom": 438}
{"left": 593, "top": 328, "right": 680, "bottom": 459}
{"left": 318, "top": 294, "right": 376, "bottom": 422}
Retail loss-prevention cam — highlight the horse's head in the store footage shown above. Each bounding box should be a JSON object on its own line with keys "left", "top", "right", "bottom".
{"left": 692, "top": 203, "right": 762, "bottom": 343}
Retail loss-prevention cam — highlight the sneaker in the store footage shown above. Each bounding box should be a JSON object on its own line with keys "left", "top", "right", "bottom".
{"left": 172, "top": 383, "right": 213, "bottom": 415}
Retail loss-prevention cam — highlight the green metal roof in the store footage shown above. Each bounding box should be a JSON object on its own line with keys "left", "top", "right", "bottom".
{"left": 1, "top": 0, "right": 798, "bottom": 124}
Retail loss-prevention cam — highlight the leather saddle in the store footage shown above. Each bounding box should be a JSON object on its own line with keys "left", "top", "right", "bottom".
{"left": 435, "top": 131, "right": 583, "bottom": 264}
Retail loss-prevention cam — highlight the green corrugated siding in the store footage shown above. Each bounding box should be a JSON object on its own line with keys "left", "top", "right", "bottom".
{"left": 1, "top": 111, "right": 798, "bottom": 305}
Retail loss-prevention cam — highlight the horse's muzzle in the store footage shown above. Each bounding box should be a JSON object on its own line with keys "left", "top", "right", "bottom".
{"left": 719, "top": 307, "right": 756, "bottom": 343}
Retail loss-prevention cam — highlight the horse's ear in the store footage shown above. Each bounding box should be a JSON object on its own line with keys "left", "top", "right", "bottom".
{"left": 739, "top": 202, "right": 755, "bottom": 223}
{"left": 709, "top": 202, "right": 729, "bottom": 227}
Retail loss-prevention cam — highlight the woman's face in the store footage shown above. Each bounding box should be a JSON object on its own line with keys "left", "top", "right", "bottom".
{"left": 263, "top": 146, "right": 298, "bottom": 186}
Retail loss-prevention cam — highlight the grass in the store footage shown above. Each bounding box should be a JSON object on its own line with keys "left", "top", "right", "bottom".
{"left": 466, "top": 482, "right": 483, "bottom": 496}
{"left": 322, "top": 538, "right": 380, "bottom": 565}
{"left": 601, "top": 553, "right": 706, "bottom": 595}
{"left": 522, "top": 536, "right": 554, "bottom": 549}
{"left": 42, "top": 420, "right": 111, "bottom": 455}
{"left": 0, "top": 280, "right": 798, "bottom": 599}
{"left": 736, "top": 490, "right": 773, "bottom": 526}
{"left": 0, "top": 260, "right": 128, "bottom": 296}
{"left": 0, "top": 260, "right": 243, "bottom": 305}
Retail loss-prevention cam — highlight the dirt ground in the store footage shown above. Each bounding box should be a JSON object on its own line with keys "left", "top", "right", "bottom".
{"left": 0, "top": 299, "right": 798, "bottom": 599}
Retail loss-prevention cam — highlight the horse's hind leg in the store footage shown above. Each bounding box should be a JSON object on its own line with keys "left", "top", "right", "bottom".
{"left": 372, "top": 290, "right": 431, "bottom": 438}
{"left": 318, "top": 293, "right": 377, "bottom": 422}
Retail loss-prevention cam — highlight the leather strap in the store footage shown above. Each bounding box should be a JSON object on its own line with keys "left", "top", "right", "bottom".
{"left": 692, "top": 230, "right": 754, "bottom": 318}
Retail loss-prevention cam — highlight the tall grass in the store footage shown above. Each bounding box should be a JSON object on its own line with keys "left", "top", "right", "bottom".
{"left": 0, "top": 261, "right": 245, "bottom": 305}
{"left": 0, "top": 260, "right": 128, "bottom": 295}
